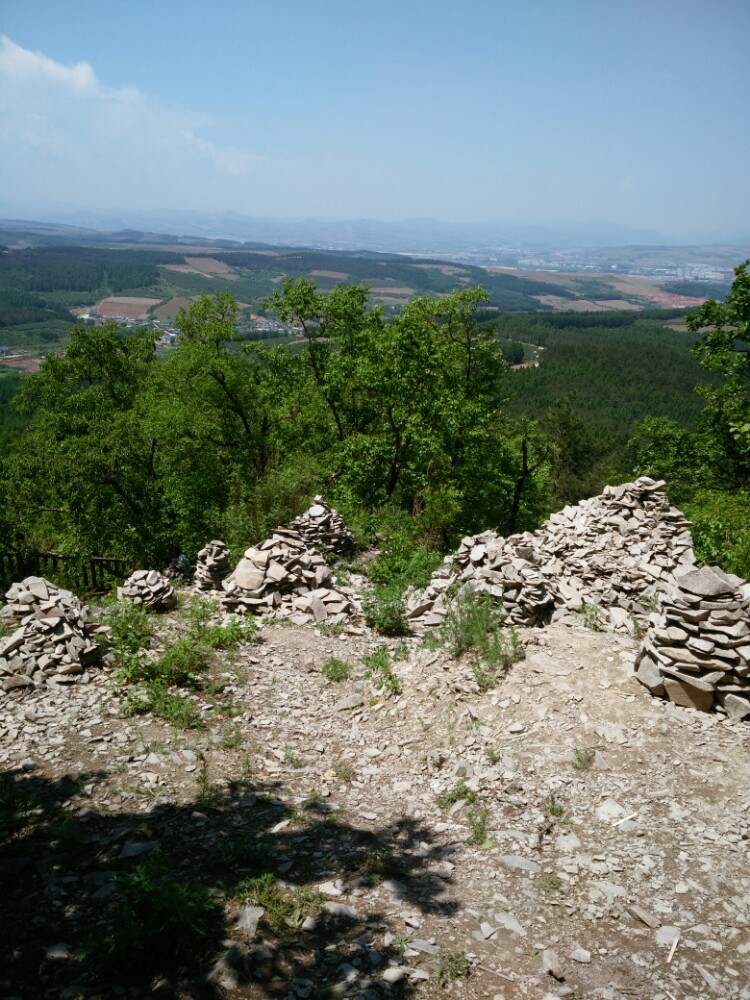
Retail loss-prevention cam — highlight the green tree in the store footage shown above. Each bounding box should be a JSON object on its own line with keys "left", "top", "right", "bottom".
{"left": 6, "top": 323, "right": 163, "bottom": 560}
{"left": 631, "top": 261, "right": 750, "bottom": 576}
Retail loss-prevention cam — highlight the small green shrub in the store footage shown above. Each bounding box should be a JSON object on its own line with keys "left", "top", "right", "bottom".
{"left": 543, "top": 791, "right": 565, "bottom": 817}
{"left": 435, "top": 779, "right": 476, "bottom": 809}
{"left": 436, "top": 591, "right": 524, "bottom": 687}
{"left": 538, "top": 874, "right": 563, "bottom": 893}
{"left": 573, "top": 747, "right": 596, "bottom": 772}
{"left": 466, "top": 806, "right": 491, "bottom": 848}
{"left": 436, "top": 948, "right": 470, "bottom": 988}
{"left": 362, "top": 645, "right": 401, "bottom": 695}
{"left": 203, "top": 615, "right": 256, "bottom": 649}
{"left": 142, "top": 638, "right": 209, "bottom": 687}
{"left": 100, "top": 600, "right": 154, "bottom": 666}
{"left": 235, "top": 872, "right": 324, "bottom": 933}
{"left": 439, "top": 591, "right": 506, "bottom": 657}
{"left": 123, "top": 684, "right": 204, "bottom": 730}
{"left": 362, "top": 589, "right": 411, "bottom": 636}
{"left": 321, "top": 657, "right": 354, "bottom": 682}
{"left": 98, "top": 856, "right": 219, "bottom": 982}
{"left": 575, "top": 602, "right": 603, "bottom": 631}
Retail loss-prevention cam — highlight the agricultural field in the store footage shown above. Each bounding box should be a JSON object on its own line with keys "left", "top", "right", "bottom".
{"left": 95, "top": 296, "right": 161, "bottom": 320}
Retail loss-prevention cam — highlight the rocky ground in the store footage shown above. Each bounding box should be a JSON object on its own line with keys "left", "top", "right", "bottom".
{"left": 1, "top": 596, "right": 749, "bottom": 1000}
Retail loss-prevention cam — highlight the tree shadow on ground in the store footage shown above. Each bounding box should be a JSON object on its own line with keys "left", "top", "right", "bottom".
{"left": 0, "top": 763, "right": 461, "bottom": 998}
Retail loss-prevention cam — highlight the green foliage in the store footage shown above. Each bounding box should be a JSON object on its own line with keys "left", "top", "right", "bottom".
{"left": 361, "top": 645, "right": 402, "bottom": 695}
{"left": 362, "top": 590, "right": 410, "bottom": 636}
{"left": 99, "top": 855, "right": 219, "bottom": 982}
{"left": 202, "top": 615, "right": 257, "bottom": 650}
{"left": 436, "top": 949, "right": 471, "bottom": 988}
{"left": 435, "top": 780, "right": 477, "bottom": 809}
{"left": 321, "top": 657, "right": 354, "bottom": 682}
{"left": 98, "top": 598, "right": 154, "bottom": 683}
{"left": 466, "top": 806, "right": 491, "bottom": 848}
{"left": 543, "top": 791, "right": 565, "bottom": 818}
{"left": 122, "top": 684, "right": 204, "bottom": 729}
{"left": 573, "top": 747, "right": 596, "bottom": 772}
{"left": 235, "top": 872, "right": 325, "bottom": 933}
{"left": 631, "top": 262, "right": 750, "bottom": 576}
{"left": 435, "top": 592, "right": 524, "bottom": 689}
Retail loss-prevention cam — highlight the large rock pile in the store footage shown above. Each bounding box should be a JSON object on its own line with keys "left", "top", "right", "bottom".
{"left": 290, "top": 496, "right": 354, "bottom": 555}
{"left": 194, "top": 540, "right": 232, "bottom": 591}
{"left": 634, "top": 565, "right": 750, "bottom": 720}
{"left": 222, "top": 528, "right": 359, "bottom": 626}
{"left": 406, "top": 478, "right": 696, "bottom": 633}
{"left": 117, "top": 570, "right": 177, "bottom": 610}
{"left": 0, "top": 577, "right": 104, "bottom": 692}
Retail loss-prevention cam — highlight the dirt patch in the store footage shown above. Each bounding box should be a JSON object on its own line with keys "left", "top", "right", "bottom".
{"left": 0, "top": 356, "right": 43, "bottom": 373}
{"left": 153, "top": 296, "right": 194, "bottom": 320}
{"left": 184, "top": 257, "right": 235, "bottom": 275}
{"left": 310, "top": 270, "right": 350, "bottom": 280}
{"left": 95, "top": 296, "right": 161, "bottom": 320}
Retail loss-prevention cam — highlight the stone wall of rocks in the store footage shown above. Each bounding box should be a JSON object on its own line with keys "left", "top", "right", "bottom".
{"left": 406, "top": 478, "right": 695, "bottom": 633}
{"left": 634, "top": 565, "right": 750, "bottom": 720}
{"left": 117, "top": 570, "right": 177, "bottom": 610}
{"left": 222, "top": 528, "right": 360, "bottom": 626}
{"left": 291, "top": 496, "right": 354, "bottom": 555}
{"left": 0, "top": 577, "right": 104, "bottom": 691}
{"left": 194, "top": 540, "right": 232, "bottom": 591}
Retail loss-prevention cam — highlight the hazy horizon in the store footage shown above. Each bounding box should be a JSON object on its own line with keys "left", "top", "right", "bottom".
{"left": 1, "top": 1, "right": 748, "bottom": 239}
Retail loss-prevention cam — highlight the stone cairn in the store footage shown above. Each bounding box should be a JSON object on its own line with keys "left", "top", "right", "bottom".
{"left": 0, "top": 576, "right": 104, "bottom": 692}
{"left": 405, "top": 477, "right": 696, "bottom": 634}
{"left": 194, "top": 540, "right": 232, "bottom": 591}
{"left": 634, "top": 565, "right": 750, "bottom": 720}
{"left": 117, "top": 570, "right": 177, "bottom": 610}
{"left": 291, "top": 496, "right": 355, "bottom": 555}
{"left": 222, "top": 528, "right": 359, "bottom": 626}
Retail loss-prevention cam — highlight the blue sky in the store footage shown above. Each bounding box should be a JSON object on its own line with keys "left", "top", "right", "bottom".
{"left": 0, "top": 0, "right": 748, "bottom": 237}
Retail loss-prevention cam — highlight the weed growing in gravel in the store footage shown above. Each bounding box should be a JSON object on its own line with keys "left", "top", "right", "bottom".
{"left": 466, "top": 806, "right": 491, "bottom": 848}
{"left": 218, "top": 723, "right": 243, "bottom": 750}
{"left": 435, "top": 779, "right": 476, "bottom": 809}
{"left": 335, "top": 763, "right": 354, "bottom": 783}
{"left": 321, "top": 657, "right": 354, "bottom": 682}
{"left": 573, "top": 747, "right": 596, "bottom": 772}
{"left": 575, "top": 602, "right": 603, "bottom": 631}
{"left": 543, "top": 791, "right": 565, "bottom": 818}
{"left": 538, "top": 875, "right": 563, "bottom": 893}
{"left": 123, "top": 685, "right": 205, "bottom": 729}
{"left": 436, "top": 948, "right": 470, "bottom": 988}
{"left": 362, "top": 590, "right": 411, "bottom": 636}
{"left": 235, "top": 872, "right": 324, "bottom": 933}
{"left": 195, "top": 755, "right": 223, "bottom": 810}
{"left": 99, "top": 598, "right": 154, "bottom": 679}
{"left": 485, "top": 748, "right": 501, "bottom": 765}
{"left": 144, "top": 638, "right": 210, "bottom": 687}
{"left": 362, "top": 645, "right": 402, "bottom": 695}
{"left": 392, "top": 641, "right": 411, "bottom": 660}
{"left": 435, "top": 592, "right": 524, "bottom": 688}
{"left": 96, "top": 855, "right": 219, "bottom": 983}
{"left": 283, "top": 747, "right": 304, "bottom": 768}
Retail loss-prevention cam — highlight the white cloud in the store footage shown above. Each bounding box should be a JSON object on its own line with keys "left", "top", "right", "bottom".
{"left": 0, "top": 35, "right": 263, "bottom": 210}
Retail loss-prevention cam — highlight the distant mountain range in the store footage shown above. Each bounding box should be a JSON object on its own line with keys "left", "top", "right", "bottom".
{"left": 5, "top": 207, "right": 747, "bottom": 254}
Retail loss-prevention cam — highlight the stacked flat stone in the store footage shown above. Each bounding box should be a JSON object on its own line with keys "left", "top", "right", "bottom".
{"left": 117, "top": 570, "right": 177, "bottom": 610}
{"left": 405, "top": 477, "right": 696, "bottom": 633}
{"left": 221, "top": 528, "right": 360, "bottom": 625}
{"left": 194, "top": 540, "right": 232, "bottom": 591}
{"left": 634, "top": 565, "right": 750, "bottom": 720}
{"left": 0, "top": 576, "right": 104, "bottom": 692}
{"left": 290, "top": 496, "right": 355, "bottom": 555}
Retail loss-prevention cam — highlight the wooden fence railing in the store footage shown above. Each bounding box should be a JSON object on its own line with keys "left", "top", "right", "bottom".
{"left": 0, "top": 550, "right": 130, "bottom": 593}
